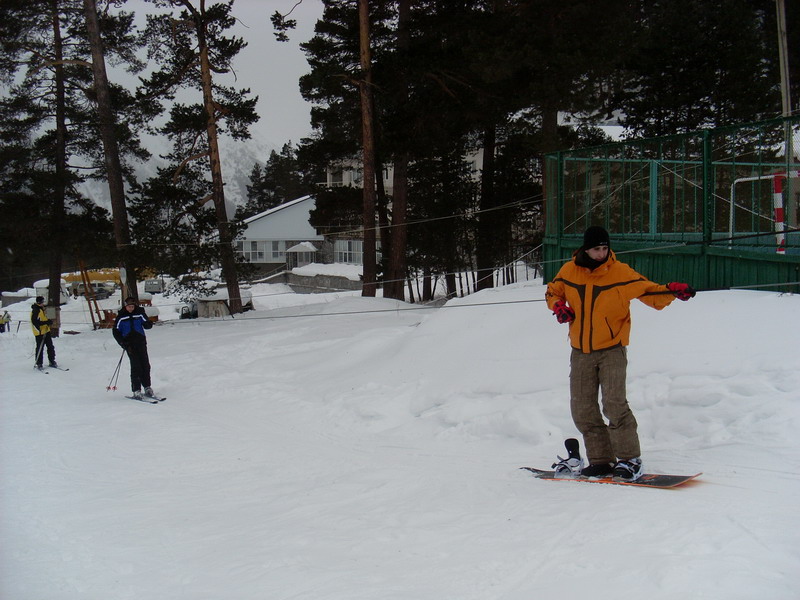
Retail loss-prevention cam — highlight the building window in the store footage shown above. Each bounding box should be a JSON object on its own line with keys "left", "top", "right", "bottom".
{"left": 287, "top": 251, "right": 316, "bottom": 269}
{"left": 270, "top": 241, "right": 304, "bottom": 261}
{"left": 238, "top": 240, "right": 316, "bottom": 263}
{"left": 334, "top": 239, "right": 363, "bottom": 265}
{"left": 236, "top": 240, "right": 268, "bottom": 263}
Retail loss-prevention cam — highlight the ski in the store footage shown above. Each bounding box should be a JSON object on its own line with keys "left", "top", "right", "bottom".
{"left": 47, "top": 366, "right": 69, "bottom": 371}
{"left": 124, "top": 395, "right": 159, "bottom": 404}
{"left": 123, "top": 393, "right": 166, "bottom": 403}
{"left": 33, "top": 366, "right": 49, "bottom": 374}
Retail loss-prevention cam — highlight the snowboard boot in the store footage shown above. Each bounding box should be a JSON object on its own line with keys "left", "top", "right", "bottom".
{"left": 580, "top": 462, "right": 615, "bottom": 478}
{"left": 613, "top": 458, "right": 643, "bottom": 481}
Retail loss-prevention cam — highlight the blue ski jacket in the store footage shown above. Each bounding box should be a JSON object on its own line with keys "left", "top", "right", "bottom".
{"left": 113, "top": 306, "right": 153, "bottom": 347}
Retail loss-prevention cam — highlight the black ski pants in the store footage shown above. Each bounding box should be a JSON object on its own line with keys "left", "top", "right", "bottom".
{"left": 34, "top": 333, "right": 56, "bottom": 367}
{"left": 125, "top": 339, "right": 151, "bottom": 392}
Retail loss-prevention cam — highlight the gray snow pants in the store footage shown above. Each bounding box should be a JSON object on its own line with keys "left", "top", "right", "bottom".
{"left": 569, "top": 346, "right": 640, "bottom": 465}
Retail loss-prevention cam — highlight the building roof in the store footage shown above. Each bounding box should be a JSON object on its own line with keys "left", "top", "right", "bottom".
{"left": 286, "top": 242, "right": 318, "bottom": 253}
{"left": 242, "top": 195, "right": 314, "bottom": 225}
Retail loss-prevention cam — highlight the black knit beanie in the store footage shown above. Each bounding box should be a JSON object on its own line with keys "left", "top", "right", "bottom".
{"left": 582, "top": 226, "right": 610, "bottom": 249}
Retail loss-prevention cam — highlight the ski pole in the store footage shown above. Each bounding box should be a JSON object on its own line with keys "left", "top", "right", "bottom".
{"left": 107, "top": 348, "right": 125, "bottom": 391}
{"left": 34, "top": 335, "right": 46, "bottom": 366}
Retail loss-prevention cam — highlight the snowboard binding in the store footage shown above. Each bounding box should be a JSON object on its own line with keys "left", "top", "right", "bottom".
{"left": 552, "top": 438, "right": 584, "bottom": 478}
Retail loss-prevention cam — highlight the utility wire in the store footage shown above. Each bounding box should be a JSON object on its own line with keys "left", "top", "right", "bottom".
{"left": 151, "top": 279, "right": 800, "bottom": 327}
{"left": 13, "top": 227, "right": 799, "bottom": 321}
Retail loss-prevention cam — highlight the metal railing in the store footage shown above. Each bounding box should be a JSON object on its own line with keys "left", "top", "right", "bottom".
{"left": 543, "top": 116, "right": 800, "bottom": 289}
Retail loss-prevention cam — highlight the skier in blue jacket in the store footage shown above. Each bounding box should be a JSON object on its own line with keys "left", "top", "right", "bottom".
{"left": 113, "top": 297, "right": 155, "bottom": 399}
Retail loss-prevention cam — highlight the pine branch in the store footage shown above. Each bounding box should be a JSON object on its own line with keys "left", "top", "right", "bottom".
{"left": 172, "top": 150, "right": 210, "bottom": 183}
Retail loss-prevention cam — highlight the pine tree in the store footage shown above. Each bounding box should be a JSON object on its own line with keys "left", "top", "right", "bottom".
{"left": 139, "top": 0, "right": 259, "bottom": 313}
{"left": 300, "top": 0, "right": 397, "bottom": 295}
{"left": 356, "top": 0, "right": 378, "bottom": 297}
{"left": 128, "top": 157, "right": 228, "bottom": 300}
{"left": 82, "top": 0, "right": 146, "bottom": 301}
{"left": 0, "top": 0, "right": 147, "bottom": 301}
{"left": 0, "top": 0, "right": 82, "bottom": 321}
{"left": 241, "top": 143, "right": 314, "bottom": 219}
{"left": 407, "top": 141, "right": 477, "bottom": 300}
{"left": 617, "top": 0, "right": 782, "bottom": 136}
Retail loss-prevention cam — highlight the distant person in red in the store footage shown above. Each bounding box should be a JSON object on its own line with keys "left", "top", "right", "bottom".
{"left": 113, "top": 297, "right": 155, "bottom": 400}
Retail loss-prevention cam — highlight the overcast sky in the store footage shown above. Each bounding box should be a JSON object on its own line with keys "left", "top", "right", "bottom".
{"left": 226, "top": 0, "right": 324, "bottom": 148}
{"left": 124, "top": 0, "right": 325, "bottom": 150}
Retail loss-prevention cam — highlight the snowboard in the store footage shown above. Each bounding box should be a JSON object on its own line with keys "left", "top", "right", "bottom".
{"left": 520, "top": 466, "right": 701, "bottom": 489}
{"left": 522, "top": 438, "right": 701, "bottom": 489}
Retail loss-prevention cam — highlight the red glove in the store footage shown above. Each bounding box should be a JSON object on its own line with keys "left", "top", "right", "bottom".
{"left": 667, "top": 282, "right": 696, "bottom": 301}
{"left": 552, "top": 301, "right": 575, "bottom": 324}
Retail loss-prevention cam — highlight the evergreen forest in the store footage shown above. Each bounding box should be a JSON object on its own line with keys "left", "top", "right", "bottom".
{"left": 1, "top": 0, "right": 797, "bottom": 307}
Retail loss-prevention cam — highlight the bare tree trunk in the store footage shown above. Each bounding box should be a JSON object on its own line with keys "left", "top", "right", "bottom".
{"left": 83, "top": 0, "right": 137, "bottom": 303}
{"left": 406, "top": 277, "right": 415, "bottom": 303}
{"left": 375, "top": 154, "right": 391, "bottom": 266}
{"left": 387, "top": 157, "right": 408, "bottom": 299}
{"left": 358, "top": 0, "right": 377, "bottom": 297}
{"left": 475, "top": 125, "right": 497, "bottom": 291}
{"left": 385, "top": 0, "right": 411, "bottom": 301}
{"left": 445, "top": 272, "right": 457, "bottom": 298}
{"left": 198, "top": 34, "right": 242, "bottom": 312}
{"left": 48, "top": 0, "right": 67, "bottom": 335}
{"left": 541, "top": 105, "right": 559, "bottom": 154}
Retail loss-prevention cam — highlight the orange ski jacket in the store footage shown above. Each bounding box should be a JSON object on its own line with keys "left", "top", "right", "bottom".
{"left": 545, "top": 251, "right": 675, "bottom": 353}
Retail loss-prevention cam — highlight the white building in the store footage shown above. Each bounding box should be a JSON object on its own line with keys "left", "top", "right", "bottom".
{"left": 235, "top": 195, "right": 324, "bottom": 273}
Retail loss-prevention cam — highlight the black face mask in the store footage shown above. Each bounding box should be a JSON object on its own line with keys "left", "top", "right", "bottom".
{"left": 575, "top": 248, "right": 609, "bottom": 271}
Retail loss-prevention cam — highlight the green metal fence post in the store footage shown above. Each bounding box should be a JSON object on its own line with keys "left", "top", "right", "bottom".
{"left": 702, "top": 129, "right": 713, "bottom": 289}
{"left": 649, "top": 159, "right": 658, "bottom": 237}
{"left": 557, "top": 151, "right": 564, "bottom": 256}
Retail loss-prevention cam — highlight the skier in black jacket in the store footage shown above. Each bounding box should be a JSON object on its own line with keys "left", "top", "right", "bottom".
{"left": 113, "top": 297, "right": 155, "bottom": 399}
{"left": 31, "top": 296, "right": 57, "bottom": 369}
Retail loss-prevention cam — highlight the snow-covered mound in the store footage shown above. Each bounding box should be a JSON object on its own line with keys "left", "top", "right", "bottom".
{"left": 1, "top": 282, "right": 798, "bottom": 599}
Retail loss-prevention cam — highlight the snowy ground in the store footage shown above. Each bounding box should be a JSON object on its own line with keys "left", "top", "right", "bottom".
{"left": 2, "top": 280, "right": 799, "bottom": 599}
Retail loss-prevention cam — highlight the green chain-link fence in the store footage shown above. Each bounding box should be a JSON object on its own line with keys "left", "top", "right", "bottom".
{"left": 543, "top": 116, "right": 800, "bottom": 291}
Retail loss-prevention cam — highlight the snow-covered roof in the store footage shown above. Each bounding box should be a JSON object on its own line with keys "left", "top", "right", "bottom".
{"left": 292, "top": 262, "right": 362, "bottom": 281}
{"left": 197, "top": 288, "right": 254, "bottom": 303}
{"left": 285, "top": 242, "right": 318, "bottom": 253}
{"left": 34, "top": 279, "right": 67, "bottom": 287}
{"left": 243, "top": 195, "right": 313, "bottom": 225}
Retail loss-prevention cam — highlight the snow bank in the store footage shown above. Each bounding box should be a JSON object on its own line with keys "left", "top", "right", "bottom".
{"left": 1, "top": 282, "right": 798, "bottom": 599}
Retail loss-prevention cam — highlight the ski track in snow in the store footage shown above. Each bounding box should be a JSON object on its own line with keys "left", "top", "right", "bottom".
{"left": 1, "top": 283, "right": 799, "bottom": 599}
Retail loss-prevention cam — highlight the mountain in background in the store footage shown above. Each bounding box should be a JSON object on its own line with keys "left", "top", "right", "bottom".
{"left": 78, "top": 133, "right": 274, "bottom": 219}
